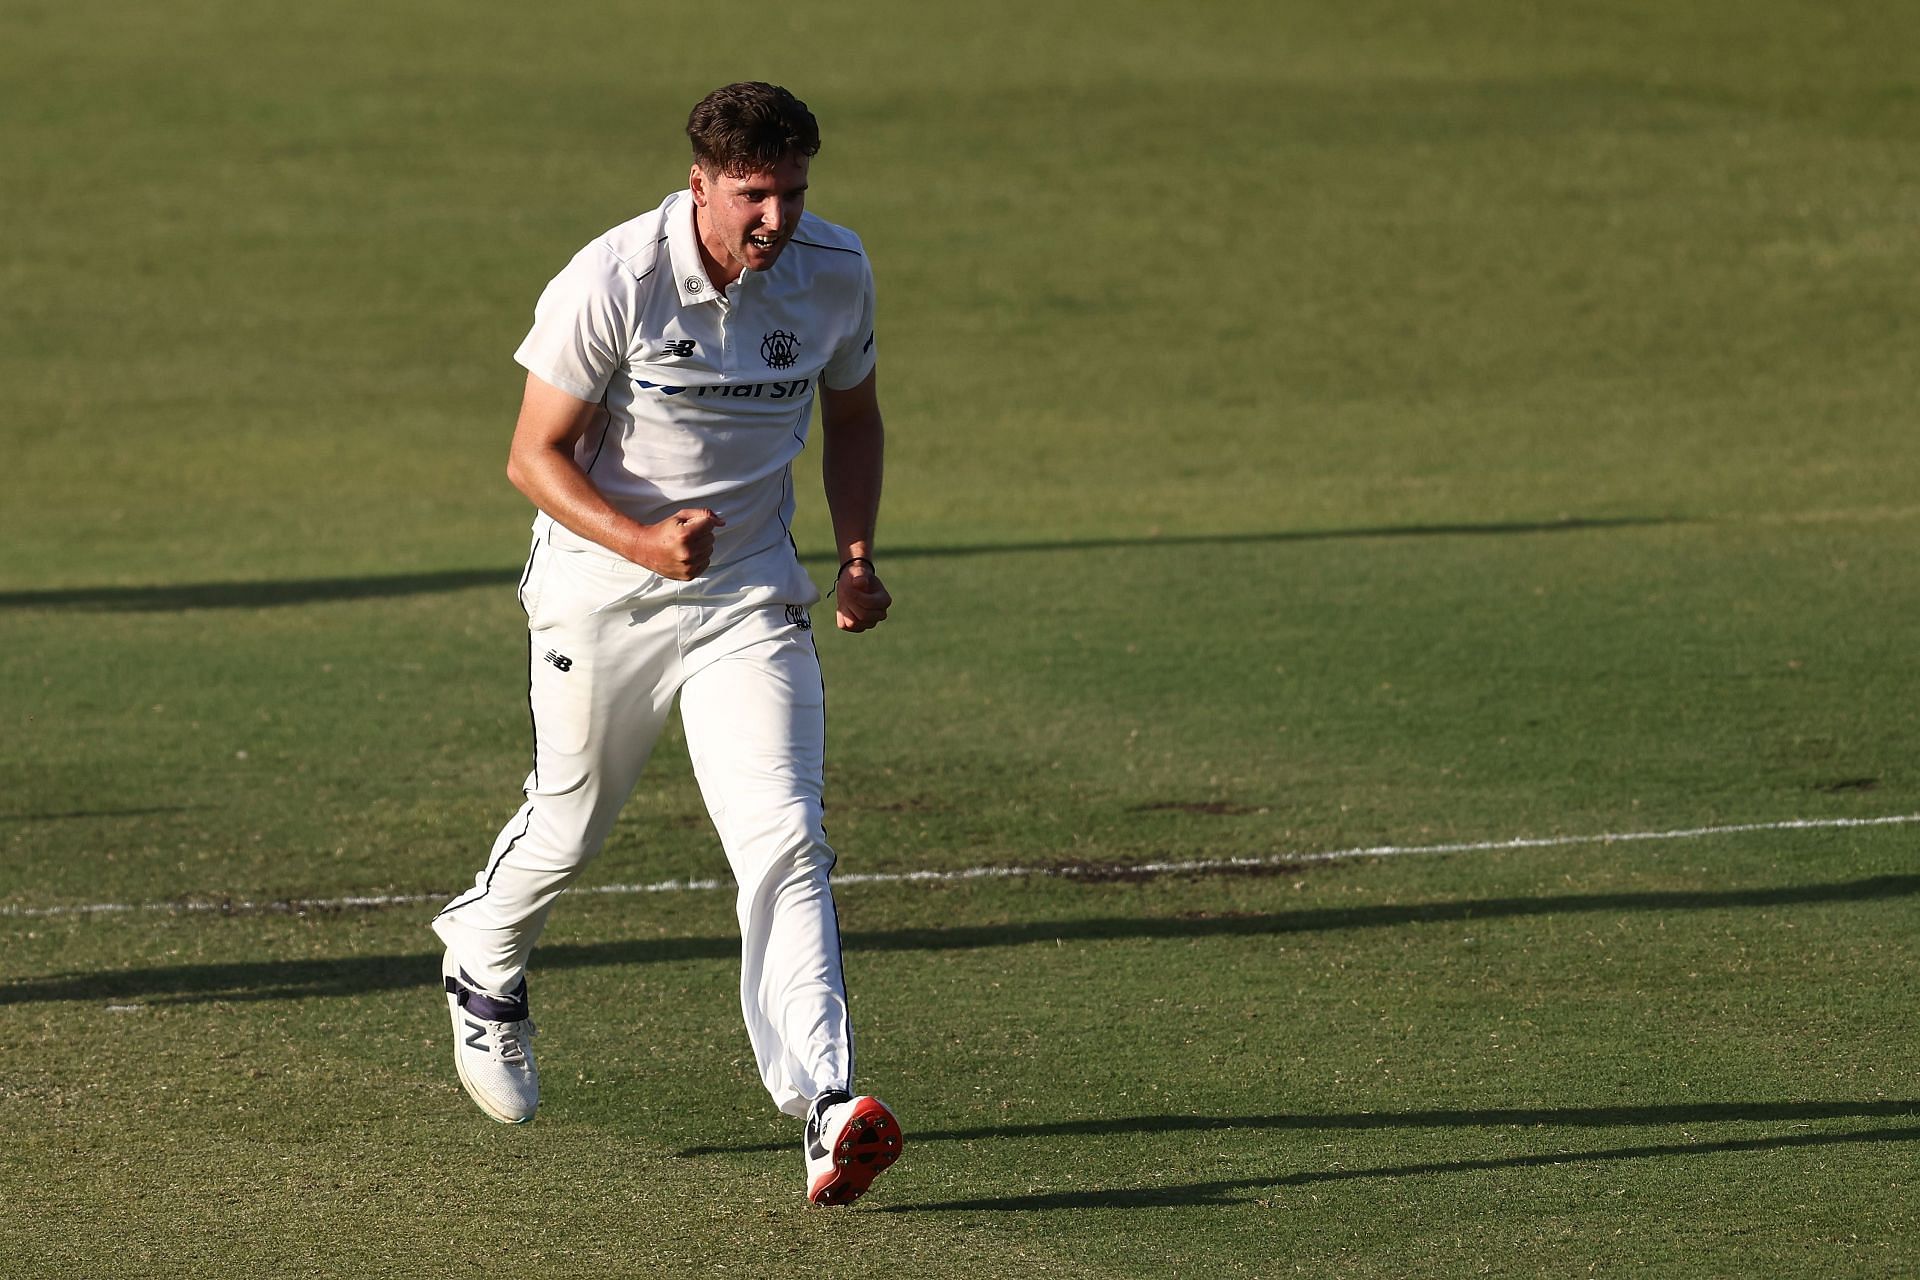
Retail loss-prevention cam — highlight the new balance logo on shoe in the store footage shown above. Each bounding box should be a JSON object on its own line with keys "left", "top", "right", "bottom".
{"left": 442, "top": 954, "right": 540, "bottom": 1125}
{"left": 805, "top": 1093, "right": 845, "bottom": 1161}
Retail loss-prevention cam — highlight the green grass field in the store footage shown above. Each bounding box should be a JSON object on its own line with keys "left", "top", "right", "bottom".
{"left": 4, "top": 1, "right": 1917, "bottom": 1275}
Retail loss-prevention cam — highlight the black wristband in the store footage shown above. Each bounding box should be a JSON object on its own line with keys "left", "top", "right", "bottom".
{"left": 836, "top": 556, "right": 875, "bottom": 583}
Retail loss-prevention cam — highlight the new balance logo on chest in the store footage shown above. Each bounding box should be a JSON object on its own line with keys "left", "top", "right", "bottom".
{"left": 658, "top": 340, "right": 697, "bottom": 358}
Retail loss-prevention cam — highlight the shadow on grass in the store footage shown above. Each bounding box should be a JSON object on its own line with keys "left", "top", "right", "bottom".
{"left": 872, "top": 1124, "right": 1920, "bottom": 1211}
{"left": 838, "top": 873, "right": 1920, "bottom": 953}
{"left": 0, "top": 516, "right": 1680, "bottom": 612}
{"left": 0, "top": 568, "right": 518, "bottom": 613}
{"left": 675, "top": 1099, "right": 1920, "bottom": 1157}
{"left": 0, "top": 806, "right": 199, "bottom": 822}
{"left": 3, "top": 873, "right": 1915, "bottom": 1007}
{"left": 7, "top": 871, "right": 1912, "bottom": 1013}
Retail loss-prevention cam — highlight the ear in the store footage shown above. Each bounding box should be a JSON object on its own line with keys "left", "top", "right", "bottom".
{"left": 689, "top": 164, "right": 708, "bottom": 205}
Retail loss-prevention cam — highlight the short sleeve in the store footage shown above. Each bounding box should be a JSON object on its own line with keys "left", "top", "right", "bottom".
{"left": 822, "top": 257, "right": 878, "bottom": 391}
{"left": 512, "top": 242, "right": 637, "bottom": 403}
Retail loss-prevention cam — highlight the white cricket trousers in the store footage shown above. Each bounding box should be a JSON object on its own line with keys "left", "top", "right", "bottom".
{"left": 432, "top": 535, "right": 850, "bottom": 1118}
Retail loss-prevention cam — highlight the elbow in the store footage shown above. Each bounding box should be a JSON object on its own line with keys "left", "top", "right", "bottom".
{"left": 505, "top": 451, "right": 534, "bottom": 499}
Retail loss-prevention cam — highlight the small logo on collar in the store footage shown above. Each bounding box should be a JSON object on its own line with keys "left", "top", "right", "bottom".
{"left": 760, "top": 330, "right": 801, "bottom": 370}
{"left": 684, "top": 275, "right": 705, "bottom": 294}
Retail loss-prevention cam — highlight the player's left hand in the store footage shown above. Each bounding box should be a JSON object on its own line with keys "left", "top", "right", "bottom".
{"left": 835, "top": 561, "right": 891, "bottom": 633}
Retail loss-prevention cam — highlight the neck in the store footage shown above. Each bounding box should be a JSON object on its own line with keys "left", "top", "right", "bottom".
{"left": 693, "top": 205, "right": 743, "bottom": 291}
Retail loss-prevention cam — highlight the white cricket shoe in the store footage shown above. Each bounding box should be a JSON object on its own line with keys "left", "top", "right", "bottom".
{"left": 804, "top": 1092, "right": 902, "bottom": 1205}
{"left": 441, "top": 951, "right": 539, "bottom": 1124}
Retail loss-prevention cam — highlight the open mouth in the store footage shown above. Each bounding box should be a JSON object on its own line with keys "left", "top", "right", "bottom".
{"left": 748, "top": 234, "right": 778, "bottom": 250}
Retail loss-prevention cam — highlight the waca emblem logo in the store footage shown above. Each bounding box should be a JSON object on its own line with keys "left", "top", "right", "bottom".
{"left": 760, "top": 329, "right": 801, "bottom": 370}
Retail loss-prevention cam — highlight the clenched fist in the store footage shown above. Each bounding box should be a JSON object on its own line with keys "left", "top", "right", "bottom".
{"left": 835, "top": 559, "right": 891, "bottom": 632}
{"left": 632, "top": 508, "right": 726, "bottom": 580}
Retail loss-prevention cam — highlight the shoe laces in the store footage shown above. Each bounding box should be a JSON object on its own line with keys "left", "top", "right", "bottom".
{"left": 489, "top": 1018, "right": 536, "bottom": 1065}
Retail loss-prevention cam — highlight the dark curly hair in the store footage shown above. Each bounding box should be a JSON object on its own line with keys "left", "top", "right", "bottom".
{"left": 686, "top": 82, "right": 821, "bottom": 175}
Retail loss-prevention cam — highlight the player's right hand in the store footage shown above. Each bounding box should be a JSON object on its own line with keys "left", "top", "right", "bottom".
{"left": 634, "top": 508, "right": 725, "bottom": 580}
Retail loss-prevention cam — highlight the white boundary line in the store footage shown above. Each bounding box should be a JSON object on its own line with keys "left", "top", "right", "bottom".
{"left": 4, "top": 812, "right": 1915, "bottom": 922}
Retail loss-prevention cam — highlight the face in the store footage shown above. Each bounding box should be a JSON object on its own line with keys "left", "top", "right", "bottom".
{"left": 690, "top": 152, "right": 811, "bottom": 284}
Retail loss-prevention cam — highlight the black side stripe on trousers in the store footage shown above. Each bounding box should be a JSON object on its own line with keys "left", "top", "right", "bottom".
{"left": 815, "top": 642, "right": 852, "bottom": 1087}
{"left": 437, "top": 548, "right": 544, "bottom": 920}
{"left": 435, "top": 803, "right": 534, "bottom": 919}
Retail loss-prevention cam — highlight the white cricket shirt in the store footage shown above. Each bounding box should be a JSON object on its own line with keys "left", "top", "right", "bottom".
{"left": 513, "top": 189, "right": 878, "bottom": 601}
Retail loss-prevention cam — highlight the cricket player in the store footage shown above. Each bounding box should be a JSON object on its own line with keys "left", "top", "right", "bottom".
{"left": 431, "top": 82, "right": 900, "bottom": 1206}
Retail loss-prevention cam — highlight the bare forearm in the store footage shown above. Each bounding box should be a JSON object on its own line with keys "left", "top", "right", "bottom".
{"left": 817, "top": 369, "right": 891, "bottom": 632}
{"left": 822, "top": 407, "right": 884, "bottom": 560}
{"left": 507, "top": 440, "right": 722, "bottom": 580}
{"left": 508, "top": 442, "right": 648, "bottom": 560}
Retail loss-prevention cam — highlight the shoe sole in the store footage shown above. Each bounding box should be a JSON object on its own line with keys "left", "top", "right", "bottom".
{"left": 443, "top": 957, "right": 535, "bottom": 1125}
{"left": 807, "top": 1096, "right": 902, "bottom": 1205}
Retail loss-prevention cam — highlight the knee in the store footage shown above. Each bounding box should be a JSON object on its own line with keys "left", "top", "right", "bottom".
{"left": 519, "top": 800, "right": 616, "bottom": 874}
{"left": 773, "top": 816, "right": 835, "bottom": 882}
{"left": 736, "top": 804, "right": 834, "bottom": 897}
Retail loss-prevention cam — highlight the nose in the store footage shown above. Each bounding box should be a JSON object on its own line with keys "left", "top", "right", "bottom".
{"left": 761, "top": 200, "right": 786, "bottom": 235}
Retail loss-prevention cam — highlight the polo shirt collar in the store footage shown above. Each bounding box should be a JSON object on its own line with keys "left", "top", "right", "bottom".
{"left": 666, "top": 189, "right": 723, "bottom": 306}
